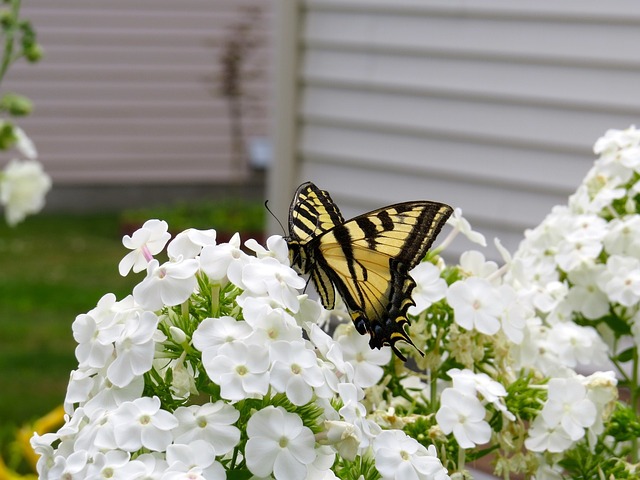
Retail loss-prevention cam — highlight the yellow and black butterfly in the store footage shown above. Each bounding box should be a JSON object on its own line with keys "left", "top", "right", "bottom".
{"left": 287, "top": 181, "right": 453, "bottom": 361}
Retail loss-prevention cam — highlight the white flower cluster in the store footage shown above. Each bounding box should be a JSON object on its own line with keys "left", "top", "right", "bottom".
{"left": 32, "top": 219, "right": 449, "bottom": 480}
{"left": 0, "top": 126, "right": 51, "bottom": 226}
{"left": 509, "top": 126, "right": 640, "bottom": 375}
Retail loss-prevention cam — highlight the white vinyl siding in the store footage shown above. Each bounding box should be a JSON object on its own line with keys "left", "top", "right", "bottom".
{"left": 3, "top": 0, "right": 271, "bottom": 185}
{"left": 269, "top": 0, "right": 640, "bottom": 256}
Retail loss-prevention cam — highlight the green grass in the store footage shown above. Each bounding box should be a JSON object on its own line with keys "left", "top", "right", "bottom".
{"left": 0, "top": 213, "right": 138, "bottom": 427}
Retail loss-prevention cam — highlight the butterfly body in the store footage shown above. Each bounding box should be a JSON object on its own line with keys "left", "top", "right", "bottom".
{"left": 288, "top": 181, "right": 453, "bottom": 360}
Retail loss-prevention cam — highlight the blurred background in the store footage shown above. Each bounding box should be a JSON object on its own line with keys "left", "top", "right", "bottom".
{"left": 2, "top": 0, "right": 640, "bottom": 465}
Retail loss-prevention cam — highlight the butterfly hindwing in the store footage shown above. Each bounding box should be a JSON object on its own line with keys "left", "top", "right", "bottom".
{"left": 287, "top": 182, "right": 453, "bottom": 360}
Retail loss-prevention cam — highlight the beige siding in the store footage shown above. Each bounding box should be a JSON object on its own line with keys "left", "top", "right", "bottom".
{"left": 269, "top": 0, "right": 640, "bottom": 257}
{"left": 4, "top": 0, "right": 272, "bottom": 184}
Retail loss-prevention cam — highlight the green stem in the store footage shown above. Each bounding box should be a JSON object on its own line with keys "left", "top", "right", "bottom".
{"left": 457, "top": 446, "right": 466, "bottom": 473}
{"left": 0, "top": 0, "right": 20, "bottom": 84}
{"left": 632, "top": 347, "right": 639, "bottom": 463}
{"left": 211, "top": 284, "right": 220, "bottom": 317}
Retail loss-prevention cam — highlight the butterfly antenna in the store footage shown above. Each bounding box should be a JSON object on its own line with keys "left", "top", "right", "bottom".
{"left": 264, "top": 200, "right": 287, "bottom": 237}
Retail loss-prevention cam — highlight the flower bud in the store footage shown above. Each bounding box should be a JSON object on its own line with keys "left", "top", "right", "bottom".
{"left": 1, "top": 93, "right": 33, "bottom": 116}
{"left": 169, "top": 326, "right": 187, "bottom": 344}
{"left": 319, "top": 420, "right": 360, "bottom": 461}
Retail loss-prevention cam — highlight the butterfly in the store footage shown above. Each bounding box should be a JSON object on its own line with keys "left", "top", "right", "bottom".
{"left": 287, "top": 181, "right": 453, "bottom": 360}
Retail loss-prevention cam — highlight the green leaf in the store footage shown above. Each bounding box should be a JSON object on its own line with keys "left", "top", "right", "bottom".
{"left": 614, "top": 347, "right": 635, "bottom": 363}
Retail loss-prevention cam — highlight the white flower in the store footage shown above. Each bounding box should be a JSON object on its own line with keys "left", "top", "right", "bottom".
{"left": 446, "top": 208, "right": 486, "bottom": 246}
{"left": 597, "top": 255, "right": 640, "bottom": 307}
{"left": 524, "top": 415, "right": 574, "bottom": 453}
{"left": 192, "top": 316, "right": 253, "bottom": 359}
{"left": 245, "top": 406, "right": 317, "bottom": 480}
{"left": 435, "top": 388, "right": 491, "bottom": 449}
{"left": 318, "top": 420, "right": 361, "bottom": 461}
{"left": 241, "top": 257, "right": 306, "bottom": 312}
{"left": 269, "top": 340, "right": 325, "bottom": 405}
{"left": 110, "top": 396, "right": 178, "bottom": 452}
{"left": 446, "top": 277, "right": 502, "bottom": 335}
{"left": 172, "top": 402, "right": 240, "bottom": 455}
{"left": 246, "top": 234, "right": 290, "bottom": 264}
{"left": 85, "top": 450, "right": 147, "bottom": 480}
{"left": 448, "top": 368, "right": 514, "bottom": 421}
{"left": 163, "top": 440, "right": 225, "bottom": 480}
{"left": 167, "top": 228, "right": 217, "bottom": 260}
{"left": 48, "top": 450, "right": 89, "bottom": 480}
{"left": 199, "top": 233, "right": 250, "bottom": 285}
{"left": 106, "top": 310, "right": 159, "bottom": 388}
{"left": 14, "top": 126, "right": 38, "bottom": 159}
{"left": 373, "top": 430, "right": 449, "bottom": 480}
{"left": 458, "top": 250, "right": 498, "bottom": 280}
{"left": 566, "top": 265, "right": 609, "bottom": 320}
{"left": 540, "top": 377, "right": 596, "bottom": 441}
{"left": 337, "top": 326, "right": 390, "bottom": 389}
{"left": 132, "top": 257, "right": 199, "bottom": 311}
{"left": 119, "top": 219, "right": 171, "bottom": 276}
{"left": 497, "top": 284, "right": 527, "bottom": 344}
{"left": 0, "top": 159, "right": 51, "bottom": 226}
{"left": 72, "top": 311, "right": 120, "bottom": 370}
{"left": 408, "top": 262, "right": 447, "bottom": 315}
{"left": 546, "top": 322, "right": 609, "bottom": 369}
{"left": 338, "top": 383, "right": 381, "bottom": 450}
{"left": 603, "top": 216, "right": 640, "bottom": 256}
{"left": 203, "top": 341, "right": 270, "bottom": 401}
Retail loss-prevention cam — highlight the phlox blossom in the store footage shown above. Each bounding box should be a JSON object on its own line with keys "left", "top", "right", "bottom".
{"left": 245, "top": 406, "right": 317, "bottom": 480}
{"left": 0, "top": 158, "right": 51, "bottom": 226}
{"left": 202, "top": 341, "right": 270, "bottom": 401}
{"left": 110, "top": 396, "right": 178, "bottom": 452}
{"left": 540, "top": 377, "right": 596, "bottom": 441}
{"left": 167, "top": 228, "right": 216, "bottom": 260}
{"left": 374, "top": 430, "right": 449, "bottom": 480}
{"left": 106, "top": 310, "right": 159, "bottom": 388}
{"left": 408, "top": 262, "right": 447, "bottom": 315}
{"left": 199, "top": 233, "right": 249, "bottom": 285}
{"left": 336, "top": 325, "right": 390, "bottom": 388}
{"left": 119, "top": 219, "right": 171, "bottom": 276}
{"left": 241, "top": 257, "right": 306, "bottom": 312}
{"left": 163, "top": 440, "right": 225, "bottom": 480}
{"left": 132, "top": 257, "right": 199, "bottom": 311}
{"left": 435, "top": 388, "right": 491, "bottom": 449}
{"left": 172, "top": 402, "right": 240, "bottom": 455}
{"left": 446, "top": 277, "right": 502, "bottom": 335}
{"left": 597, "top": 254, "right": 640, "bottom": 307}
{"left": 269, "top": 340, "right": 325, "bottom": 405}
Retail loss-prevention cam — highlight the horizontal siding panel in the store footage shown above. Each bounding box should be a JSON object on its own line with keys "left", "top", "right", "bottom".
{"left": 7, "top": 64, "right": 270, "bottom": 83}
{"left": 301, "top": 86, "right": 636, "bottom": 153}
{"left": 306, "top": 0, "right": 640, "bottom": 23}
{"left": 16, "top": 118, "right": 266, "bottom": 138}
{"left": 300, "top": 124, "right": 589, "bottom": 193}
{"left": 9, "top": 81, "right": 267, "bottom": 103}
{"left": 303, "top": 10, "right": 640, "bottom": 67}
{"left": 27, "top": 101, "right": 264, "bottom": 119}
{"left": 302, "top": 49, "right": 640, "bottom": 112}
{"left": 297, "top": 160, "right": 567, "bottom": 234}
{"left": 46, "top": 0, "right": 269, "bottom": 13}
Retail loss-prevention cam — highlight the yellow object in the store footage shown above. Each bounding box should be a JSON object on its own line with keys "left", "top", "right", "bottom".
{"left": 287, "top": 181, "right": 452, "bottom": 361}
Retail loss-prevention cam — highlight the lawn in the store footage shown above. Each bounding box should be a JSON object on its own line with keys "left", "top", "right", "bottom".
{"left": 0, "top": 213, "right": 138, "bottom": 427}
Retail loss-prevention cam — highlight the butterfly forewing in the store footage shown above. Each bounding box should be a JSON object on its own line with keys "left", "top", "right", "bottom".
{"left": 289, "top": 182, "right": 344, "bottom": 243}
{"left": 287, "top": 182, "right": 453, "bottom": 361}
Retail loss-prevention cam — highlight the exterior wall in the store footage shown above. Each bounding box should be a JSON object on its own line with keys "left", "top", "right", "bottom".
{"left": 4, "top": 0, "right": 272, "bottom": 186}
{"left": 268, "top": 0, "right": 640, "bottom": 256}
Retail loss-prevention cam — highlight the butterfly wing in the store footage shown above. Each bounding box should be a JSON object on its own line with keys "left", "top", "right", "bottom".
{"left": 288, "top": 182, "right": 345, "bottom": 309}
{"left": 313, "top": 201, "right": 453, "bottom": 359}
